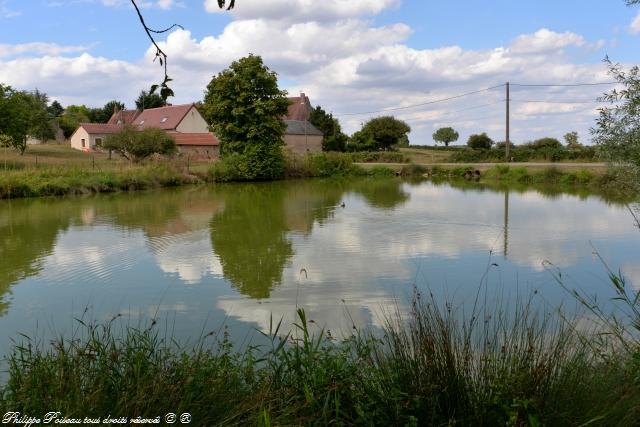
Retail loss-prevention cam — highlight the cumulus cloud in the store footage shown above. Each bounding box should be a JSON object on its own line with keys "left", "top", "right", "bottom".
{"left": 204, "top": 0, "right": 399, "bottom": 22}
{"left": 0, "top": 42, "right": 89, "bottom": 58}
{"left": 0, "top": 4, "right": 614, "bottom": 144}
{"left": 510, "top": 28, "right": 585, "bottom": 54}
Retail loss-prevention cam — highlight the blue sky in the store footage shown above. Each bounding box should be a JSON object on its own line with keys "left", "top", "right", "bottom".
{"left": 1, "top": 0, "right": 639, "bottom": 144}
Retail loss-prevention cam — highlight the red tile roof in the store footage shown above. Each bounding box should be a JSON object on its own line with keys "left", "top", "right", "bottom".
{"left": 171, "top": 133, "right": 219, "bottom": 146}
{"left": 134, "top": 104, "right": 194, "bottom": 130}
{"left": 80, "top": 123, "right": 124, "bottom": 134}
{"left": 107, "top": 109, "right": 141, "bottom": 125}
{"left": 286, "top": 93, "right": 312, "bottom": 121}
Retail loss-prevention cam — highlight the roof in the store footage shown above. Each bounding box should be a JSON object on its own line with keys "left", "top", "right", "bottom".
{"left": 171, "top": 133, "right": 219, "bottom": 146}
{"left": 107, "top": 109, "right": 141, "bottom": 125}
{"left": 133, "top": 104, "right": 194, "bottom": 130}
{"left": 285, "top": 120, "right": 323, "bottom": 136}
{"left": 286, "top": 93, "right": 313, "bottom": 121}
{"left": 79, "top": 123, "right": 124, "bottom": 134}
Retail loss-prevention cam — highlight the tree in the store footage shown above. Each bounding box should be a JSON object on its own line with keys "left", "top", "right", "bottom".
{"left": 58, "top": 105, "right": 90, "bottom": 138}
{"left": 203, "top": 55, "right": 289, "bottom": 180}
{"left": 0, "top": 85, "right": 35, "bottom": 154}
{"left": 357, "top": 116, "right": 411, "bottom": 151}
{"left": 592, "top": 58, "right": 640, "bottom": 169}
{"left": 309, "top": 106, "right": 347, "bottom": 152}
{"left": 564, "top": 131, "right": 582, "bottom": 149}
{"left": 467, "top": 133, "right": 494, "bottom": 150}
{"left": 27, "top": 89, "right": 55, "bottom": 143}
{"left": 432, "top": 127, "right": 459, "bottom": 147}
{"left": 47, "top": 100, "right": 64, "bottom": 118}
{"left": 135, "top": 90, "right": 166, "bottom": 110}
{"left": 103, "top": 126, "right": 176, "bottom": 163}
{"left": 530, "top": 137, "right": 563, "bottom": 150}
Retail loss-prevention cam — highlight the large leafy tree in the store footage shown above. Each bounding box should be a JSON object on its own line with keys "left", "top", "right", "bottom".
{"left": 309, "top": 106, "right": 347, "bottom": 152}
{"left": 433, "top": 127, "right": 459, "bottom": 147}
{"left": 135, "top": 90, "right": 166, "bottom": 110}
{"left": 355, "top": 116, "right": 411, "bottom": 151}
{"left": 203, "top": 55, "right": 289, "bottom": 179}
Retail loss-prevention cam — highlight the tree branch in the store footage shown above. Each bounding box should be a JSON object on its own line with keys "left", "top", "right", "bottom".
{"left": 129, "top": 0, "right": 235, "bottom": 101}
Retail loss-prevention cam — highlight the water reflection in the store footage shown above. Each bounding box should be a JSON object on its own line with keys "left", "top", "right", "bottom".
{"left": 0, "top": 179, "right": 638, "bottom": 349}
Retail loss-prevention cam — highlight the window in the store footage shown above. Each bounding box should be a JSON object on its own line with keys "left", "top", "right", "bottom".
{"left": 81, "top": 139, "right": 85, "bottom": 148}
{"left": 95, "top": 138, "right": 102, "bottom": 147}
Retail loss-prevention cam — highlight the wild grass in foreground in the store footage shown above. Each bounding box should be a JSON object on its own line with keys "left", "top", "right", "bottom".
{"left": 1, "top": 276, "right": 639, "bottom": 426}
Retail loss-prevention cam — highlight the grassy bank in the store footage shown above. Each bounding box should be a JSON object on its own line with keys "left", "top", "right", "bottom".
{"left": 422, "top": 164, "right": 640, "bottom": 198}
{"left": 1, "top": 278, "right": 639, "bottom": 426}
{"left": 0, "top": 164, "right": 202, "bottom": 199}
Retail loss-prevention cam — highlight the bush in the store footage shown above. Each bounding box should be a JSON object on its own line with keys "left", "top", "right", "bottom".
{"left": 104, "top": 126, "right": 177, "bottom": 163}
{"left": 467, "top": 133, "right": 494, "bottom": 150}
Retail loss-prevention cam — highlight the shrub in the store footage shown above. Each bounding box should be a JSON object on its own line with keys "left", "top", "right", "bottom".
{"left": 467, "top": 133, "right": 494, "bottom": 150}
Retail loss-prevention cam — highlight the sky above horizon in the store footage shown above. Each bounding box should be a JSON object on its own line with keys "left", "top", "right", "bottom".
{"left": 1, "top": 0, "right": 639, "bottom": 145}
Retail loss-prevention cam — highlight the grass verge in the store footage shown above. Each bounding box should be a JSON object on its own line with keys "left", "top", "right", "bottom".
{"left": 1, "top": 275, "right": 639, "bottom": 426}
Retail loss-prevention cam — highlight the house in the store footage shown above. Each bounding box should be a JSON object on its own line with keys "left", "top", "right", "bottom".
{"left": 70, "top": 104, "right": 219, "bottom": 158}
{"left": 284, "top": 93, "right": 323, "bottom": 156}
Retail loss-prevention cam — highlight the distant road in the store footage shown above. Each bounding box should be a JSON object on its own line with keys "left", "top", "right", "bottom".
{"left": 356, "top": 162, "right": 609, "bottom": 172}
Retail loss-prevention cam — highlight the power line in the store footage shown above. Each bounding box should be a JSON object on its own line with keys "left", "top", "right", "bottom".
{"left": 510, "top": 82, "right": 617, "bottom": 87}
{"left": 510, "top": 99, "right": 600, "bottom": 104}
{"left": 397, "top": 100, "right": 504, "bottom": 122}
{"left": 335, "top": 84, "right": 505, "bottom": 117}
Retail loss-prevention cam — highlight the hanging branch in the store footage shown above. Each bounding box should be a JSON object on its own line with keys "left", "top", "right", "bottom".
{"left": 130, "top": 0, "right": 235, "bottom": 101}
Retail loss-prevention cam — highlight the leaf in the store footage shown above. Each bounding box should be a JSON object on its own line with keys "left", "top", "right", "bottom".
{"left": 149, "top": 85, "right": 159, "bottom": 94}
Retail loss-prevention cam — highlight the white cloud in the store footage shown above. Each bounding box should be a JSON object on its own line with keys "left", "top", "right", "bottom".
{"left": 204, "top": 0, "right": 399, "bottom": 22}
{"left": 0, "top": 42, "right": 88, "bottom": 58}
{"left": 0, "top": 5, "right": 615, "bottom": 144}
{"left": 510, "top": 28, "right": 585, "bottom": 54}
{"left": 630, "top": 12, "right": 640, "bottom": 34}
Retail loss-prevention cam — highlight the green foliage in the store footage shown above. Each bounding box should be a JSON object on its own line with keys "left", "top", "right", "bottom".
{"left": 564, "top": 131, "right": 582, "bottom": 149}
{"left": 352, "top": 116, "right": 411, "bottom": 151}
{"left": 59, "top": 105, "right": 91, "bottom": 139}
{"left": 0, "top": 164, "right": 195, "bottom": 199}
{"left": 592, "top": 58, "right": 640, "bottom": 175}
{"left": 432, "top": 126, "right": 459, "bottom": 147}
{"left": 135, "top": 90, "right": 166, "bottom": 110}
{"left": 90, "top": 100, "right": 126, "bottom": 124}
{"left": 103, "top": 126, "right": 177, "bottom": 163}
{"left": 0, "top": 84, "right": 50, "bottom": 154}
{"left": 210, "top": 144, "right": 286, "bottom": 182}
{"left": 467, "top": 132, "right": 494, "bottom": 150}
{"left": 528, "top": 137, "right": 563, "bottom": 150}
{"left": 47, "top": 100, "right": 64, "bottom": 118}
{"left": 309, "top": 106, "right": 348, "bottom": 152}
{"left": 204, "top": 55, "right": 289, "bottom": 180}
{"left": 2, "top": 283, "right": 639, "bottom": 426}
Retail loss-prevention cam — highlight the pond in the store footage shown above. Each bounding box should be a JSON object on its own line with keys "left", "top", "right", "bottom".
{"left": 0, "top": 178, "right": 638, "bottom": 356}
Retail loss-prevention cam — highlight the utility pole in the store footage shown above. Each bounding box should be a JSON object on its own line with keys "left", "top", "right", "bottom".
{"left": 505, "top": 81, "right": 510, "bottom": 162}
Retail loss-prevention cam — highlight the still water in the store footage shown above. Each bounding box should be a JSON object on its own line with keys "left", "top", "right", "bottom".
{"left": 0, "top": 179, "right": 638, "bottom": 355}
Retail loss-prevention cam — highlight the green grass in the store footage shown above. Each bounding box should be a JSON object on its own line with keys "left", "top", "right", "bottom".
{"left": 0, "top": 164, "right": 201, "bottom": 199}
{"left": 2, "top": 273, "right": 639, "bottom": 426}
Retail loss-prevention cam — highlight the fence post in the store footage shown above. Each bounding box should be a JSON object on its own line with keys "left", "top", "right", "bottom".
{"left": 92, "top": 156, "right": 95, "bottom": 170}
